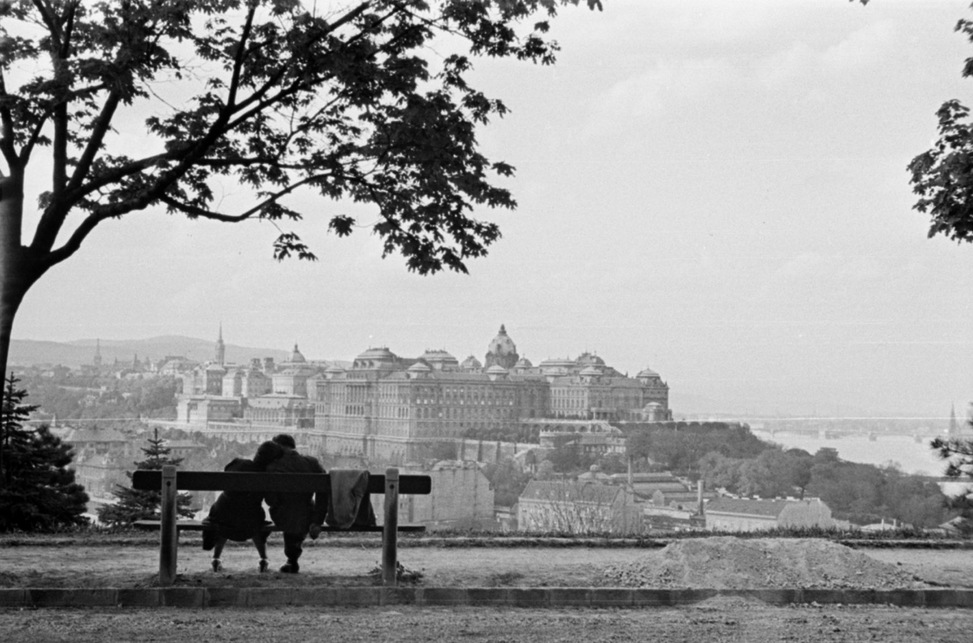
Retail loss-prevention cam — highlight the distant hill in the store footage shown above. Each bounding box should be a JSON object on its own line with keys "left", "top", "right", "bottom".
{"left": 9, "top": 335, "right": 292, "bottom": 368}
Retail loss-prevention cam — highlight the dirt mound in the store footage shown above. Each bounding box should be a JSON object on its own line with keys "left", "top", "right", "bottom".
{"left": 602, "top": 537, "right": 927, "bottom": 589}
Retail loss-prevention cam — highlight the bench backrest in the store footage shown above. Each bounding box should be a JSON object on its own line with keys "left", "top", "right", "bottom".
{"left": 131, "top": 470, "right": 432, "bottom": 495}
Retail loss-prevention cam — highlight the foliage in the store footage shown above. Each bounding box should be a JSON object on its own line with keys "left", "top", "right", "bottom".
{"left": 698, "top": 444, "right": 954, "bottom": 528}
{"left": 19, "top": 373, "right": 179, "bottom": 425}
{"left": 621, "top": 422, "right": 767, "bottom": 476}
{"left": 0, "top": 373, "right": 35, "bottom": 487}
{"left": 931, "top": 430, "right": 973, "bottom": 527}
{"left": 462, "top": 424, "right": 541, "bottom": 444}
{"left": 0, "top": 375, "right": 88, "bottom": 532}
{"left": 908, "top": 11, "right": 973, "bottom": 242}
{"left": 0, "top": 0, "right": 604, "bottom": 384}
{"left": 97, "top": 428, "right": 193, "bottom": 525}
{"left": 482, "top": 456, "right": 531, "bottom": 506}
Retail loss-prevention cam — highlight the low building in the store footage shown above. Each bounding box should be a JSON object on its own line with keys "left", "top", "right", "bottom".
{"left": 386, "top": 461, "right": 495, "bottom": 530}
{"left": 704, "top": 497, "right": 833, "bottom": 532}
{"left": 517, "top": 480, "right": 641, "bottom": 534}
{"left": 175, "top": 395, "right": 242, "bottom": 429}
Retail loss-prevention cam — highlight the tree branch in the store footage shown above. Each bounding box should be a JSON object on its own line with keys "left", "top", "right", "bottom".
{"left": 66, "top": 91, "right": 121, "bottom": 193}
{"left": 43, "top": 210, "right": 116, "bottom": 269}
{"left": 158, "top": 195, "right": 255, "bottom": 222}
{"left": 0, "top": 71, "right": 18, "bottom": 172}
{"left": 225, "top": 4, "right": 257, "bottom": 111}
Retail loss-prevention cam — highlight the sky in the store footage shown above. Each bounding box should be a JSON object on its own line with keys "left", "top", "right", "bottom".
{"left": 10, "top": 0, "right": 973, "bottom": 419}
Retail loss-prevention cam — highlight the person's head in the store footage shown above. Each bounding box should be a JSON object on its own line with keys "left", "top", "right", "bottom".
{"left": 272, "top": 433, "right": 297, "bottom": 450}
{"left": 253, "top": 441, "right": 284, "bottom": 468}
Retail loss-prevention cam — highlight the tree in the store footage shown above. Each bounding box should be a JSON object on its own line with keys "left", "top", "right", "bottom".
{"left": 0, "top": 372, "right": 34, "bottom": 487}
{"left": 482, "top": 456, "right": 530, "bottom": 506}
{"left": 931, "top": 431, "right": 973, "bottom": 527}
{"left": 908, "top": 9, "right": 973, "bottom": 242}
{"left": 0, "top": 0, "right": 602, "bottom": 380}
{"left": 0, "top": 374, "right": 88, "bottom": 531}
{"left": 98, "top": 428, "right": 193, "bottom": 525}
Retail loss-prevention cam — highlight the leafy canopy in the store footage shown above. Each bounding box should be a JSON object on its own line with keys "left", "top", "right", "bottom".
{"left": 909, "top": 10, "right": 973, "bottom": 242}
{"left": 0, "top": 0, "right": 601, "bottom": 275}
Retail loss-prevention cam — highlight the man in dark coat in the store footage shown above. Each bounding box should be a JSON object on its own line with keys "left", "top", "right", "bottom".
{"left": 264, "top": 434, "right": 327, "bottom": 573}
{"left": 202, "top": 440, "right": 284, "bottom": 572}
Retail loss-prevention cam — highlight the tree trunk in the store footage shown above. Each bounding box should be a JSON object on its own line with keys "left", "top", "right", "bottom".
{"left": 0, "top": 174, "right": 42, "bottom": 381}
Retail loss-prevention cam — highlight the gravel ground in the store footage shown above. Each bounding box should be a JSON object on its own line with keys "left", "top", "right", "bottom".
{"left": 1, "top": 537, "right": 972, "bottom": 589}
{"left": 2, "top": 603, "right": 972, "bottom": 643}
{"left": 3, "top": 537, "right": 973, "bottom": 642}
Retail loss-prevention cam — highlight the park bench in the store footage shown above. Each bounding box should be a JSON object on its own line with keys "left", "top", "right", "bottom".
{"left": 132, "top": 466, "right": 431, "bottom": 586}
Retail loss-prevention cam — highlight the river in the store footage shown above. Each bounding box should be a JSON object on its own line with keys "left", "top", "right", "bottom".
{"left": 750, "top": 430, "right": 949, "bottom": 477}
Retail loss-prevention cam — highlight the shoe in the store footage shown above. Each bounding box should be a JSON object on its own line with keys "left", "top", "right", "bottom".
{"left": 211, "top": 559, "right": 223, "bottom": 573}
{"left": 279, "top": 561, "right": 300, "bottom": 574}
{"left": 259, "top": 559, "right": 269, "bottom": 573}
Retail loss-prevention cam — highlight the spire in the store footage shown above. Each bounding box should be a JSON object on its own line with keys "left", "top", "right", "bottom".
{"left": 949, "top": 403, "right": 959, "bottom": 438}
{"left": 215, "top": 323, "right": 226, "bottom": 366}
{"left": 93, "top": 339, "right": 102, "bottom": 367}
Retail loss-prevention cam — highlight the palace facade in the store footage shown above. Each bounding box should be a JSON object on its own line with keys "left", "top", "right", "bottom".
{"left": 174, "top": 325, "right": 672, "bottom": 463}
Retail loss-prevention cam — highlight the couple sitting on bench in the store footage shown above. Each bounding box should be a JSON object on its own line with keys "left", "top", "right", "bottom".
{"left": 201, "top": 433, "right": 374, "bottom": 574}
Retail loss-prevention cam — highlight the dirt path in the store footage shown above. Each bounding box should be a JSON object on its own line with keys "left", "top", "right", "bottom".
{"left": 1, "top": 539, "right": 972, "bottom": 589}
{"left": 2, "top": 603, "right": 972, "bottom": 643}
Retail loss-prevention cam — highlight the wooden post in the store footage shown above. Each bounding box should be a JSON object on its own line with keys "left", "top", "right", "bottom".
{"left": 159, "top": 465, "right": 178, "bottom": 586}
{"left": 382, "top": 467, "right": 399, "bottom": 585}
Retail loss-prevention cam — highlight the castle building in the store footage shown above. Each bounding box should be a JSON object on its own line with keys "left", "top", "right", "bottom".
{"left": 174, "top": 324, "right": 672, "bottom": 461}
{"left": 306, "top": 325, "right": 671, "bottom": 463}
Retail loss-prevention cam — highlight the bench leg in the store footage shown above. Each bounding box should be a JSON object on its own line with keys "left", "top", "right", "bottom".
{"left": 382, "top": 467, "right": 399, "bottom": 585}
{"left": 159, "top": 465, "right": 178, "bottom": 586}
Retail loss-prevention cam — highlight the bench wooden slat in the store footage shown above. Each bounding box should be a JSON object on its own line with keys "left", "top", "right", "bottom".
{"left": 132, "top": 519, "right": 426, "bottom": 533}
{"left": 131, "top": 470, "right": 431, "bottom": 495}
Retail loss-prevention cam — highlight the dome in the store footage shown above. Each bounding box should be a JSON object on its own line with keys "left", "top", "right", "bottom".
{"left": 637, "top": 367, "right": 660, "bottom": 379}
{"left": 355, "top": 347, "right": 397, "bottom": 361}
{"left": 420, "top": 349, "right": 459, "bottom": 369}
{"left": 325, "top": 364, "right": 346, "bottom": 374}
{"left": 289, "top": 343, "right": 306, "bottom": 363}
{"left": 461, "top": 355, "right": 482, "bottom": 369}
{"left": 486, "top": 364, "right": 508, "bottom": 375}
{"left": 408, "top": 362, "right": 431, "bottom": 372}
{"left": 576, "top": 352, "right": 606, "bottom": 367}
{"left": 487, "top": 324, "right": 517, "bottom": 356}
{"left": 579, "top": 366, "right": 601, "bottom": 377}
{"left": 353, "top": 347, "right": 398, "bottom": 370}
{"left": 514, "top": 357, "right": 533, "bottom": 368}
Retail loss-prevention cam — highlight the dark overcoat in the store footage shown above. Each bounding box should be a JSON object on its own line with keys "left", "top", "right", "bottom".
{"left": 264, "top": 449, "right": 327, "bottom": 535}
{"left": 206, "top": 458, "right": 268, "bottom": 541}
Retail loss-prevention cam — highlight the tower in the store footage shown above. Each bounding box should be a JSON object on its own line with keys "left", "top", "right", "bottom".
{"left": 949, "top": 403, "right": 959, "bottom": 438}
{"left": 93, "top": 339, "right": 102, "bottom": 368}
{"left": 215, "top": 324, "right": 226, "bottom": 366}
{"left": 485, "top": 324, "right": 519, "bottom": 370}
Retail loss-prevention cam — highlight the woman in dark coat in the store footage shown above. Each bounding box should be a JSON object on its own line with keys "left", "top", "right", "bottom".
{"left": 202, "top": 441, "right": 283, "bottom": 572}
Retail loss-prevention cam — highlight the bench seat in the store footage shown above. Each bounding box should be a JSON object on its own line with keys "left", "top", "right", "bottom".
{"left": 132, "top": 466, "right": 430, "bottom": 586}
{"left": 133, "top": 519, "right": 426, "bottom": 533}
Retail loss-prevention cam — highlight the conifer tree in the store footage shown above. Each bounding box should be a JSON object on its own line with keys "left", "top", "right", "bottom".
{"left": 931, "top": 428, "right": 973, "bottom": 532}
{"left": 0, "top": 375, "right": 88, "bottom": 532}
{"left": 98, "top": 428, "right": 194, "bottom": 526}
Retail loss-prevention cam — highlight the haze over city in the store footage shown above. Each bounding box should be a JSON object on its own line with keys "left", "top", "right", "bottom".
{"left": 10, "top": 0, "right": 973, "bottom": 418}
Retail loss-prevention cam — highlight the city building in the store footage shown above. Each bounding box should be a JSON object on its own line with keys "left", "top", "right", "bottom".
{"left": 517, "top": 479, "right": 642, "bottom": 534}
{"left": 388, "top": 461, "right": 496, "bottom": 530}
{"left": 174, "top": 325, "right": 672, "bottom": 464}
{"left": 703, "top": 497, "right": 834, "bottom": 532}
{"left": 307, "top": 325, "right": 671, "bottom": 462}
